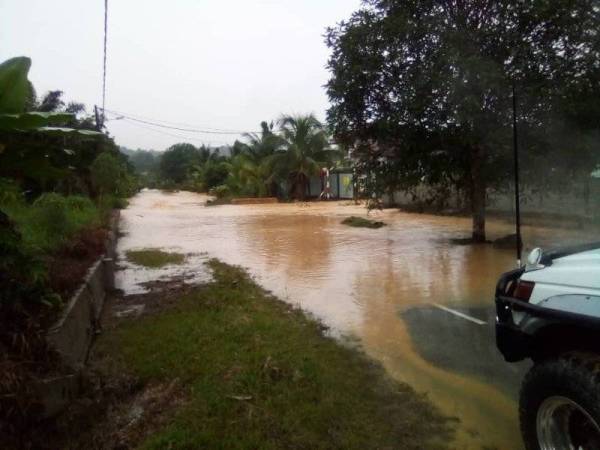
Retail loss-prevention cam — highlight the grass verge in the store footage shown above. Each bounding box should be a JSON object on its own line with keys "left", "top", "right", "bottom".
{"left": 3, "top": 194, "right": 102, "bottom": 253}
{"left": 342, "top": 216, "right": 386, "bottom": 229}
{"left": 94, "top": 259, "right": 454, "bottom": 449}
{"left": 126, "top": 248, "right": 186, "bottom": 268}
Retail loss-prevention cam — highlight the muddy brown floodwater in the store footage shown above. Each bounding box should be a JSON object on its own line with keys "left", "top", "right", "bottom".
{"left": 116, "top": 189, "right": 593, "bottom": 449}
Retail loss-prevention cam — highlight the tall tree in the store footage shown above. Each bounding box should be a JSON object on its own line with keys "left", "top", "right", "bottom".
{"left": 326, "top": 0, "right": 600, "bottom": 241}
{"left": 240, "top": 121, "right": 284, "bottom": 196}
{"left": 159, "top": 143, "right": 200, "bottom": 184}
{"left": 273, "top": 115, "right": 336, "bottom": 200}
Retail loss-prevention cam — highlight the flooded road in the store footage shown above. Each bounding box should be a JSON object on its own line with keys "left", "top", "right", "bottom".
{"left": 116, "top": 189, "right": 585, "bottom": 449}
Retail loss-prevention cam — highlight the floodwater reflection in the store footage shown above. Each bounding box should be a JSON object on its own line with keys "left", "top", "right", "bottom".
{"left": 117, "top": 190, "right": 590, "bottom": 449}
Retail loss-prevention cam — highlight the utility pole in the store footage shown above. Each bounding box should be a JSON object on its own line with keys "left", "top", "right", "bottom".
{"left": 512, "top": 82, "right": 523, "bottom": 267}
{"left": 94, "top": 105, "right": 103, "bottom": 131}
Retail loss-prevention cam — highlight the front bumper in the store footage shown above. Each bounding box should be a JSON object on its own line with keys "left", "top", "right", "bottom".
{"left": 495, "top": 268, "right": 532, "bottom": 362}
{"left": 495, "top": 319, "right": 532, "bottom": 362}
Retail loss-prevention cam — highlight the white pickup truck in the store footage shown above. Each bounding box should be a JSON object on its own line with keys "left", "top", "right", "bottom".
{"left": 495, "top": 242, "right": 600, "bottom": 450}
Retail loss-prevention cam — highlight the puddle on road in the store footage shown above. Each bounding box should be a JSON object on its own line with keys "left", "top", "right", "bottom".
{"left": 116, "top": 189, "right": 590, "bottom": 449}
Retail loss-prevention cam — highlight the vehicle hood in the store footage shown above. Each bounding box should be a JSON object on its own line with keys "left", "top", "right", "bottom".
{"left": 522, "top": 248, "right": 600, "bottom": 290}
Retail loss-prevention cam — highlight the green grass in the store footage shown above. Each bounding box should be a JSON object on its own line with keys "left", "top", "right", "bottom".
{"left": 341, "top": 216, "right": 386, "bottom": 229}
{"left": 2, "top": 194, "right": 101, "bottom": 254}
{"left": 97, "top": 260, "right": 453, "bottom": 449}
{"left": 125, "top": 248, "right": 186, "bottom": 268}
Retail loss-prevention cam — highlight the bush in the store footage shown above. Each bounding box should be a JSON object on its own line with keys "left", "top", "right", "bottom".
{"left": 341, "top": 216, "right": 386, "bottom": 229}
{"left": 4, "top": 193, "right": 103, "bottom": 253}
{"left": 65, "top": 195, "right": 95, "bottom": 211}
{"left": 0, "top": 178, "right": 22, "bottom": 205}
{"left": 91, "top": 153, "right": 122, "bottom": 196}
{"left": 33, "top": 193, "right": 70, "bottom": 241}
{"left": 111, "top": 197, "right": 129, "bottom": 209}
{"left": 211, "top": 184, "right": 231, "bottom": 199}
{"left": 91, "top": 152, "right": 138, "bottom": 198}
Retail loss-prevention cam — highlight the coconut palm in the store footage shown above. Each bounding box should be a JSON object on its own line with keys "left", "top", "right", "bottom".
{"left": 242, "top": 121, "right": 282, "bottom": 162}
{"left": 225, "top": 153, "right": 267, "bottom": 197}
{"left": 272, "top": 114, "right": 337, "bottom": 200}
{"left": 222, "top": 121, "right": 283, "bottom": 197}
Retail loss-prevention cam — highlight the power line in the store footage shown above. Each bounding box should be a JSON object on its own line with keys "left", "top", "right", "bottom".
{"left": 103, "top": 107, "right": 256, "bottom": 133}
{"left": 114, "top": 117, "right": 233, "bottom": 146}
{"left": 102, "top": 108, "right": 262, "bottom": 135}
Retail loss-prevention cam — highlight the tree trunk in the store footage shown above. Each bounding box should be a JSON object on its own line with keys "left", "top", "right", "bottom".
{"left": 470, "top": 145, "right": 486, "bottom": 242}
{"left": 293, "top": 174, "right": 306, "bottom": 200}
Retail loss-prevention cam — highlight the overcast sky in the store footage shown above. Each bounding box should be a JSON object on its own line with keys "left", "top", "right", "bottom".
{"left": 1, "top": 0, "right": 361, "bottom": 151}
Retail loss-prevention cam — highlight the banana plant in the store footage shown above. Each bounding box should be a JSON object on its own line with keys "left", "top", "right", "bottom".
{"left": 0, "top": 57, "right": 103, "bottom": 188}
{"left": 0, "top": 56, "right": 101, "bottom": 135}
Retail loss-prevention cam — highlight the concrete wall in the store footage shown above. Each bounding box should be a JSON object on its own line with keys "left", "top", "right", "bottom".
{"left": 383, "top": 181, "right": 600, "bottom": 220}
{"left": 39, "top": 210, "right": 119, "bottom": 417}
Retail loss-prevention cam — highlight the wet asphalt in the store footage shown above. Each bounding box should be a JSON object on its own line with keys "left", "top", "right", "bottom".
{"left": 401, "top": 304, "right": 531, "bottom": 400}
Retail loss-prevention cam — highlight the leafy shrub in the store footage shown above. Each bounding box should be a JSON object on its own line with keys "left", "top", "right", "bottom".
{"left": 203, "top": 161, "right": 230, "bottom": 190}
{"left": 0, "top": 178, "right": 22, "bottom": 205}
{"left": 91, "top": 153, "right": 122, "bottom": 196}
{"left": 32, "top": 192, "right": 66, "bottom": 208}
{"left": 3, "top": 193, "right": 102, "bottom": 253}
{"left": 111, "top": 196, "right": 129, "bottom": 209}
{"left": 91, "top": 152, "right": 138, "bottom": 198}
{"left": 33, "top": 193, "right": 69, "bottom": 241}
{"left": 98, "top": 195, "right": 128, "bottom": 220}
{"left": 341, "top": 216, "right": 386, "bottom": 229}
{"left": 65, "top": 195, "right": 95, "bottom": 211}
{"left": 211, "top": 184, "right": 231, "bottom": 199}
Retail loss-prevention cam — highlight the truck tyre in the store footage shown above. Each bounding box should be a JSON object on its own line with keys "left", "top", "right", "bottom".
{"left": 519, "top": 352, "right": 600, "bottom": 450}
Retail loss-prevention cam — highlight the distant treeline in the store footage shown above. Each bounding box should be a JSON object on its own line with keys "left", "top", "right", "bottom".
{"left": 122, "top": 115, "right": 345, "bottom": 200}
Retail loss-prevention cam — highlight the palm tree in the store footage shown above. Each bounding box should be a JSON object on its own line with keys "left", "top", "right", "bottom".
{"left": 242, "top": 121, "right": 281, "bottom": 162}
{"left": 225, "top": 153, "right": 267, "bottom": 197}
{"left": 216, "top": 122, "right": 281, "bottom": 198}
{"left": 273, "top": 114, "right": 336, "bottom": 200}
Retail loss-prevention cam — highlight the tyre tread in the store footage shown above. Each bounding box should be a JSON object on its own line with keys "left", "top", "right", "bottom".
{"left": 519, "top": 352, "right": 600, "bottom": 450}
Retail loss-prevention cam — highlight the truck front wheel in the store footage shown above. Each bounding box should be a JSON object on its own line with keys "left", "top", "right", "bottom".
{"left": 520, "top": 353, "right": 600, "bottom": 450}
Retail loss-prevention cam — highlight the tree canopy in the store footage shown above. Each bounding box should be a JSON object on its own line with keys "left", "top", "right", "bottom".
{"left": 159, "top": 143, "right": 202, "bottom": 184}
{"left": 326, "top": 0, "right": 600, "bottom": 240}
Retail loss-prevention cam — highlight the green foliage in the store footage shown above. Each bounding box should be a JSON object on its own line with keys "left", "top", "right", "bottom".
{"left": 110, "top": 196, "right": 129, "bottom": 209}
{"left": 271, "top": 115, "right": 339, "bottom": 199}
{"left": 0, "top": 56, "right": 107, "bottom": 205}
{"left": 223, "top": 122, "right": 284, "bottom": 197}
{"left": 152, "top": 117, "right": 340, "bottom": 200}
{"left": 91, "top": 152, "right": 122, "bottom": 196}
{"left": 98, "top": 260, "right": 453, "bottom": 449}
{"left": 0, "top": 111, "right": 74, "bottom": 131}
{"left": 4, "top": 193, "right": 101, "bottom": 254}
{"left": 0, "top": 207, "right": 62, "bottom": 438}
{"left": 0, "top": 57, "right": 101, "bottom": 135}
{"left": 32, "top": 193, "right": 69, "bottom": 241}
{"left": 65, "top": 195, "right": 95, "bottom": 211}
{"left": 91, "top": 152, "right": 137, "bottom": 198}
{"left": 198, "top": 157, "right": 230, "bottom": 190}
{"left": 159, "top": 143, "right": 201, "bottom": 184}
{"left": 126, "top": 248, "right": 186, "bottom": 268}
{"left": 211, "top": 184, "right": 231, "bottom": 199}
{"left": 0, "top": 56, "right": 130, "bottom": 418}
{"left": 0, "top": 57, "right": 32, "bottom": 114}
{"left": 0, "top": 178, "right": 22, "bottom": 205}
{"left": 341, "top": 216, "right": 386, "bottom": 229}
{"left": 0, "top": 211, "right": 53, "bottom": 306}
{"left": 326, "top": 1, "right": 600, "bottom": 239}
